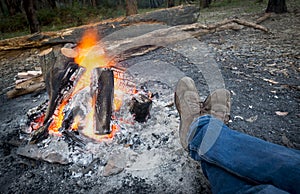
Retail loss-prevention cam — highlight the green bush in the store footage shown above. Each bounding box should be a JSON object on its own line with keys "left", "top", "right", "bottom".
{"left": 0, "top": 13, "right": 27, "bottom": 33}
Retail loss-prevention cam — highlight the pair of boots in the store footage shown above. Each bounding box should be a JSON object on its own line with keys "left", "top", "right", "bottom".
{"left": 175, "top": 77, "right": 231, "bottom": 150}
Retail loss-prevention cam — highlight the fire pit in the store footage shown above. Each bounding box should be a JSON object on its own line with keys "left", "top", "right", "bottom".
{"left": 26, "top": 29, "right": 153, "bottom": 146}
{"left": 6, "top": 24, "right": 213, "bottom": 193}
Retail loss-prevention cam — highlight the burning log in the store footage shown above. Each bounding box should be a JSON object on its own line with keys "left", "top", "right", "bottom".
{"left": 39, "top": 44, "right": 78, "bottom": 125}
{"left": 92, "top": 68, "right": 114, "bottom": 135}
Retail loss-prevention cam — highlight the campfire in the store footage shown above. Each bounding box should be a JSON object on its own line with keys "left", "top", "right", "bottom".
{"left": 27, "top": 29, "right": 152, "bottom": 145}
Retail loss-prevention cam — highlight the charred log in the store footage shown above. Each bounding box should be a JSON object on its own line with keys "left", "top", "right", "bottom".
{"left": 39, "top": 44, "right": 78, "bottom": 125}
{"left": 92, "top": 68, "right": 114, "bottom": 135}
{"left": 129, "top": 93, "right": 152, "bottom": 122}
{"left": 62, "top": 130, "right": 86, "bottom": 147}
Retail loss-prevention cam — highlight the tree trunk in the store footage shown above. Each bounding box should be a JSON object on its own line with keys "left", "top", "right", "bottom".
{"left": 23, "top": 0, "right": 40, "bottom": 33}
{"left": 5, "top": 0, "right": 22, "bottom": 16}
{"left": 200, "top": 0, "right": 211, "bottom": 8}
{"left": 0, "top": 0, "right": 6, "bottom": 16}
{"left": 266, "top": 0, "right": 287, "bottom": 13}
{"left": 125, "top": 0, "right": 138, "bottom": 16}
{"left": 91, "top": 0, "right": 96, "bottom": 7}
{"left": 167, "top": 0, "right": 175, "bottom": 7}
{"left": 47, "top": 0, "right": 57, "bottom": 9}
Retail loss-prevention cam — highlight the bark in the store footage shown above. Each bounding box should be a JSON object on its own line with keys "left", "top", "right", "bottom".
{"left": 0, "top": 5, "right": 199, "bottom": 51}
{"left": 125, "top": 0, "right": 138, "bottom": 16}
{"left": 23, "top": 0, "right": 40, "bottom": 33}
{"left": 266, "top": 0, "right": 287, "bottom": 13}
{"left": 200, "top": 0, "right": 211, "bottom": 8}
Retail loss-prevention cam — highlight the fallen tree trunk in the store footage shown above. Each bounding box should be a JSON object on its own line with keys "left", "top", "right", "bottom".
{"left": 0, "top": 5, "right": 199, "bottom": 52}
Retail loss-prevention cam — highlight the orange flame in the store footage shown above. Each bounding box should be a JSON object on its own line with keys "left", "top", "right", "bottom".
{"left": 48, "top": 98, "right": 69, "bottom": 133}
{"left": 71, "top": 115, "right": 81, "bottom": 131}
{"left": 46, "top": 29, "right": 123, "bottom": 141}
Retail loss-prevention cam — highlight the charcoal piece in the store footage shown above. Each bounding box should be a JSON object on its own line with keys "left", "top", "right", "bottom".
{"left": 62, "top": 130, "right": 86, "bottom": 147}
{"left": 26, "top": 100, "right": 48, "bottom": 125}
{"left": 129, "top": 94, "right": 152, "bottom": 122}
{"left": 92, "top": 68, "right": 114, "bottom": 135}
{"left": 61, "top": 109, "right": 73, "bottom": 130}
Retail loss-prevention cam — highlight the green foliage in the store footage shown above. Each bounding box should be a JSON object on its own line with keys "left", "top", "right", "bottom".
{"left": 0, "top": 3, "right": 125, "bottom": 39}
{"left": 0, "top": 13, "right": 28, "bottom": 35}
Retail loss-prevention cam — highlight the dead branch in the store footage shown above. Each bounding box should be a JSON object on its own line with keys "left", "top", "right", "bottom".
{"left": 256, "top": 13, "right": 272, "bottom": 24}
{"left": 232, "top": 18, "right": 268, "bottom": 32}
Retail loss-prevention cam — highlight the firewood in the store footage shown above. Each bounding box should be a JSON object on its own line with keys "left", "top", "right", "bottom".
{"left": 129, "top": 93, "right": 152, "bottom": 122}
{"left": 39, "top": 44, "right": 77, "bottom": 125}
{"left": 17, "top": 70, "right": 42, "bottom": 79}
{"left": 15, "top": 75, "right": 43, "bottom": 90}
{"left": 92, "top": 68, "right": 114, "bottom": 135}
{"left": 16, "top": 78, "right": 28, "bottom": 85}
{"left": 6, "top": 75, "right": 45, "bottom": 99}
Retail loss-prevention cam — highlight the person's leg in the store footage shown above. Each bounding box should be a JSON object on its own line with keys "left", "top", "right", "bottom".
{"left": 175, "top": 77, "right": 300, "bottom": 193}
{"left": 200, "top": 160, "right": 289, "bottom": 194}
{"left": 189, "top": 115, "right": 300, "bottom": 194}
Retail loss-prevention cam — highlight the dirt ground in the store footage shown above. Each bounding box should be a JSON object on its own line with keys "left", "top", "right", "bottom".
{"left": 0, "top": 3, "right": 299, "bottom": 194}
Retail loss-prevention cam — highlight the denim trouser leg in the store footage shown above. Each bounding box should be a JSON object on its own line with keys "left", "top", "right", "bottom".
{"left": 188, "top": 115, "right": 300, "bottom": 194}
{"left": 200, "top": 160, "right": 289, "bottom": 194}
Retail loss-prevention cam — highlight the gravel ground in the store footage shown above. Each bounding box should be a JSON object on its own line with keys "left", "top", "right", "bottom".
{"left": 0, "top": 3, "right": 299, "bottom": 194}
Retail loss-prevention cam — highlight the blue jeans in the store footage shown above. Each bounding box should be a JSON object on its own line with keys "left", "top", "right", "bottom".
{"left": 188, "top": 115, "right": 300, "bottom": 194}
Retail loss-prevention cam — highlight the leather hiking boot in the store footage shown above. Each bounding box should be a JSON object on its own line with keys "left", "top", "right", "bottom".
{"left": 175, "top": 77, "right": 201, "bottom": 150}
{"left": 202, "top": 89, "right": 231, "bottom": 124}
